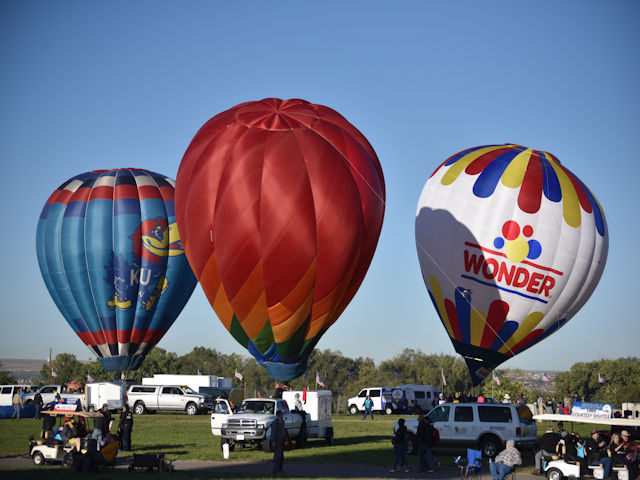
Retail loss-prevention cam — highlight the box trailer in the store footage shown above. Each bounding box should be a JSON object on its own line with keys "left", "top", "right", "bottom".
{"left": 85, "top": 382, "right": 127, "bottom": 411}
{"left": 282, "top": 390, "right": 334, "bottom": 444}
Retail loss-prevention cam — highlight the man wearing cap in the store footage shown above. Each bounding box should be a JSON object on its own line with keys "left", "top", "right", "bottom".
{"left": 620, "top": 430, "right": 638, "bottom": 480}
{"left": 533, "top": 425, "right": 560, "bottom": 475}
{"left": 490, "top": 439, "right": 522, "bottom": 480}
{"left": 585, "top": 429, "right": 611, "bottom": 478}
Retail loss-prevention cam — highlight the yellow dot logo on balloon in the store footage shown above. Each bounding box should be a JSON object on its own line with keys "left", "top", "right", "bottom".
{"left": 493, "top": 220, "right": 542, "bottom": 263}
{"left": 505, "top": 236, "right": 529, "bottom": 262}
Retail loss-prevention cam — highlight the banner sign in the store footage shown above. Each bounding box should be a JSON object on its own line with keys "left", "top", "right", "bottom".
{"left": 572, "top": 401, "right": 613, "bottom": 419}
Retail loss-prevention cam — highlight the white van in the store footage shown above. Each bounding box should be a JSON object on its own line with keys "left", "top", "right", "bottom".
{"left": 348, "top": 387, "right": 412, "bottom": 415}
{"left": 0, "top": 385, "right": 39, "bottom": 407}
{"left": 397, "top": 384, "right": 441, "bottom": 413}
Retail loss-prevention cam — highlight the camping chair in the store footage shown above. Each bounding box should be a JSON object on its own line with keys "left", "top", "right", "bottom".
{"left": 456, "top": 448, "right": 482, "bottom": 480}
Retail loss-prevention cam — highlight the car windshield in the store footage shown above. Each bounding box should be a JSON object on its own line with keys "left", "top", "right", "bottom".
{"left": 238, "top": 401, "right": 275, "bottom": 414}
{"left": 182, "top": 386, "right": 197, "bottom": 394}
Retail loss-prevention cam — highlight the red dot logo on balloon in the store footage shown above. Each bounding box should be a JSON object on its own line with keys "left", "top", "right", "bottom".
{"left": 493, "top": 220, "right": 542, "bottom": 263}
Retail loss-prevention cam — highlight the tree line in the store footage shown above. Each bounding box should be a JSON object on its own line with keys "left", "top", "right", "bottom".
{"left": 26, "top": 348, "right": 640, "bottom": 412}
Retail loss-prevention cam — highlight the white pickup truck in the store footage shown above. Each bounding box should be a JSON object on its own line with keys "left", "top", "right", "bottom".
{"left": 127, "top": 384, "right": 213, "bottom": 415}
{"left": 219, "top": 397, "right": 309, "bottom": 452}
{"left": 23, "top": 385, "right": 86, "bottom": 409}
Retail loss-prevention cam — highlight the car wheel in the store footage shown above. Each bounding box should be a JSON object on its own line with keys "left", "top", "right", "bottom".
{"left": 406, "top": 432, "right": 417, "bottom": 455}
{"left": 185, "top": 402, "right": 198, "bottom": 415}
{"left": 349, "top": 404, "right": 359, "bottom": 415}
{"left": 262, "top": 439, "right": 272, "bottom": 453}
{"left": 385, "top": 405, "right": 394, "bottom": 415}
{"left": 325, "top": 427, "right": 334, "bottom": 445}
{"left": 32, "top": 451, "right": 45, "bottom": 466}
{"left": 547, "top": 467, "right": 563, "bottom": 480}
{"left": 220, "top": 438, "right": 235, "bottom": 451}
{"left": 480, "top": 434, "right": 501, "bottom": 458}
{"left": 134, "top": 402, "right": 146, "bottom": 415}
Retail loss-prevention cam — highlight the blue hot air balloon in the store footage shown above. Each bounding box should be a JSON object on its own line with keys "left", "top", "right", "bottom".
{"left": 36, "top": 168, "right": 197, "bottom": 371}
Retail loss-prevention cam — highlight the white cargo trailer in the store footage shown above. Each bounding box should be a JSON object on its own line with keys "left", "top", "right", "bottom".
{"left": 282, "top": 390, "right": 334, "bottom": 444}
{"left": 85, "top": 382, "right": 127, "bottom": 411}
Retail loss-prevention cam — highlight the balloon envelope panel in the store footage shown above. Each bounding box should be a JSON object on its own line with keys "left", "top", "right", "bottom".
{"left": 415, "top": 144, "right": 608, "bottom": 385}
{"left": 175, "top": 98, "right": 385, "bottom": 380}
{"left": 36, "top": 169, "right": 197, "bottom": 371}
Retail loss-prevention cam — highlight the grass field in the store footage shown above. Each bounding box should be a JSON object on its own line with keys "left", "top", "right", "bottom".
{"left": 0, "top": 412, "right": 609, "bottom": 478}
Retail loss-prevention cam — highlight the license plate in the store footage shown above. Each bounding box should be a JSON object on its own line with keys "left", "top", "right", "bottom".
{"left": 236, "top": 434, "right": 245, "bottom": 440}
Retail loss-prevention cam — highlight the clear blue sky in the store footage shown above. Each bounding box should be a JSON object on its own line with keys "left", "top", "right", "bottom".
{"left": 1, "top": 1, "right": 638, "bottom": 371}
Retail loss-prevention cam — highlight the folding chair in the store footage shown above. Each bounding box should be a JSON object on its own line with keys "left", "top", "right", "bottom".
{"left": 456, "top": 448, "right": 482, "bottom": 480}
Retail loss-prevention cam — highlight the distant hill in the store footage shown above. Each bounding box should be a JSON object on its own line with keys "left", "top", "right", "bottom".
{"left": 1, "top": 358, "right": 49, "bottom": 382}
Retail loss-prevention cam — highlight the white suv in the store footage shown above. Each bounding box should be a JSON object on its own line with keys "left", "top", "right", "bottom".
{"left": 402, "top": 402, "right": 537, "bottom": 457}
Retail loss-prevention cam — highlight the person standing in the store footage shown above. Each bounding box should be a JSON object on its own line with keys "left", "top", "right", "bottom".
{"left": 390, "top": 418, "right": 411, "bottom": 472}
{"left": 490, "top": 439, "right": 522, "bottom": 480}
{"left": 12, "top": 387, "right": 22, "bottom": 420}
{"left": 536, "top": 394, "right": 545, "bottom": 423}
{"left": 33, "top": 389, "right": 43, "bottom": 420}
{"left": 416, "top": 414, "right": 439, "bottom": 472}
{"left": 119, "top": 404, "right": 134, "bottom": 451}
{"left": 269, "top": 410, "right": 286, "bottom": 474}
{"left": 362, "top": 395, "right": 374, "bottom": 420}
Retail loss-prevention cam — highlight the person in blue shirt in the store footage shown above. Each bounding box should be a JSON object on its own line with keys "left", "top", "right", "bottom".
{"left": 363, "top": 395, "right": 374, "bottom": 420}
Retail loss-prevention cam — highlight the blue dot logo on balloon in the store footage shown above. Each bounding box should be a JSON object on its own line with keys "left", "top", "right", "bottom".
{"left": 493, "top": 220, "right": 542, "bottom": 263}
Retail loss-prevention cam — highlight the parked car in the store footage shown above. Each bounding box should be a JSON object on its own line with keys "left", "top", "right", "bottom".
{"left": 127, "top": 385, "right": 212, "bottom": 415}
{"left": 401, "top": 401, "right": 537, "bottom": 457}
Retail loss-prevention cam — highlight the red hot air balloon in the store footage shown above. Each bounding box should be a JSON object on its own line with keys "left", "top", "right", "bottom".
{"left": 175, "top": 98, "right": 385, "bottom": 380}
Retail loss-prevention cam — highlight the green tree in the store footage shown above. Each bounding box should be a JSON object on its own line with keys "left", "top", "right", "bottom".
{"left": 39, "top": 353, "right": 83, "bottom": 384}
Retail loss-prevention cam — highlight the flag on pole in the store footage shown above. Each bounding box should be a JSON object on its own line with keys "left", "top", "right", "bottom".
{"left": 235, "top": 370, "right": 243, "bottom": 381}
{"left": 598, "top": 373, "right": 606, "bottom": 385}
{"left": 441, "top": 368, "right": 447, "bottom": 387}
{"left": 52, "top": 370, "right": 58, "bottom": 378}
{"left": 121, "top": 372, "right": 125, "bottom": 381}
{"left": 393, "top": 369, "right": 402, "bottom": 380}
{"left": 542, "top": 372, "right": 550, "bottom": 382}
{"left": 302, "top": 387, "right": 307, "bottom": 403}
{"left": 316, "top": 372, "right": 325, "bottom": 387}
{"left": 197, "top": 369, "right": 201, "bottom": 375}
{"left": 492, "top": 370, "right": 501, "bottom": 386}
{"left": 87, "top": 373, "right": 93, "bottom": 383}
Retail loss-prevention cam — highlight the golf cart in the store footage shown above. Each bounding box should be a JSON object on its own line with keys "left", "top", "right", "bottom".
{"left": 29, "top": 408, "right": 104, "bottom": 466}
{"left": 533, "top": 412, "right": 640, "bottom": 480}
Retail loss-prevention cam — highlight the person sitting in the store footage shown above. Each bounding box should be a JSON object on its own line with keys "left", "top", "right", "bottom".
{"left": 585, "top": 429, "right": 612, "bottom": 478}
{"left": 557, "top": 422, "right": 569, "bottom": 439}
{"left": 61, "top": 417, "right": 81, "bottom": 452}
{"left": 533, "top": 425, "right": 560, "bottom": 474}
{"left": 490, "top": 439, "right": 522, "bottom": 480}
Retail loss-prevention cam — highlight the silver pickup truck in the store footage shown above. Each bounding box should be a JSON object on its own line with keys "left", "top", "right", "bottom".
{"left": 127, "top": 385, "right": 213, "bottom": 415}
{"left": 220, "top": 398, "right": 308, "bottom": 451}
